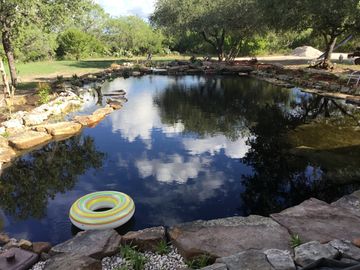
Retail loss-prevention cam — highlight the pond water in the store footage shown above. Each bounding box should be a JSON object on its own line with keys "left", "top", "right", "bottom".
{"left": 0, "top": 75, "right": 359, "bottom": 244}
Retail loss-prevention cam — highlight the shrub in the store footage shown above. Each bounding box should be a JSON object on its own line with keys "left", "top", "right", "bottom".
{"left": 37, "top": 82, "right": 51, "bottom": 104}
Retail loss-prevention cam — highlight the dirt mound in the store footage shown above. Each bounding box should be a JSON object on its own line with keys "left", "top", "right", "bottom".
{"left": 292, "top": 46, "right": 323, "bottom": 58}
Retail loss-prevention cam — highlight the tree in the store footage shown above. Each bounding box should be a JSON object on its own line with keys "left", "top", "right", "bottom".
{"left": 104, "top": 16, "right": 164, "bottom": 56}
{"left": 259, "top": 0, "right": 360, "bottom": 67}
{"left": 0, "top": 0, "right": 93, "bottom": 86}
{"left": 151, "top": 0, "right": 259, "bottom": 61}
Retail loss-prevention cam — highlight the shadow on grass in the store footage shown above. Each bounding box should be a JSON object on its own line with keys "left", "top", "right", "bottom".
{"left": 67, "top": 60, "right": 121, "bottom": 69}
{"left": 16, "top": 82, "right": 38, "bottom": 93}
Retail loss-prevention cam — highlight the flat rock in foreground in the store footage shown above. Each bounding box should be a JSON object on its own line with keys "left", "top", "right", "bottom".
{"left": 168, "top": 216, "right": 291, "bottom": 260}
{"left": 0, "top": 145, "right": 16, "bottom": 163}
{"left": 50, "top": 229, "right": 121, "bottom": 260}
{"left": 8, "top": 131, "right": 52, "bottom": 150}
{"left": 271, "top": 198, "right": 360, "bottom": 243}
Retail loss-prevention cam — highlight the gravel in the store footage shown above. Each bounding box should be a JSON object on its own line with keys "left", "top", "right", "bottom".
{"left": 30, "top": 246, "right": 187, "bottom": 270}
{"left": 102, "top": 246, "right": 187, "bottom": 270}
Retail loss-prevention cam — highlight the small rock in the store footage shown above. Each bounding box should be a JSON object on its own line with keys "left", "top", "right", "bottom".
{"left": 0, "top": 234, "right": 10, "bottom": 245}
{"left": 23, "top": 113, "right": 49, "bottom": 126}
{"left": 107, "top": 100, "right": 123, "bottom": 110}
{"left": 329, "top": 239, "right": 360, "bottom": 260}
{"left": 1, "top": 119, "right": 23, "bottom": 129}
{"left": 33, "top": 242, "right": 52, "bottom": 254}
{"left": 340, "top": 86, "right": 351, "bottom": 93}
{"left": 19, "top": 239, "right": 33, "bottom": 251}
{"left": 122, "top": 226, "right": 166, "bottom": 252}
{"left": 352, "top": 239, "right": 360, "bottom": 248}
{"left": 0, "top": 146, "right": 16, "bottom": 163}
{"left": 40, "top": 252, "right": 51, "bottom": 261}
{"left": 264, "top": 249, "right": 296, "bottom": 270}
{"left": 92, "top": 107, "right": 114, "bottom": 117}
{"left": 44, "top": 253, "right": 101, "bottom": 270}
{"left": 217, "top": 250, "right": 274, "bottom": 270}
{"left": 294, "top": 241, "right": 339, "bottom": 267}
{"left": 0, "top": 127, "right": 5, "bottom": 135}
{"left": 132, "top": 71, "right": 141, "bottom": 76}
{"left": 50, "top": 229, "right": 121, "bottom": 260}
{"left": 4, "top": 239, "right": 19, "bottom": 249}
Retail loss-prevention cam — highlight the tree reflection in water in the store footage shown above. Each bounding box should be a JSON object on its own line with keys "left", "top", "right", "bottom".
{"left": 0, "top": 136, "right": 104, "bottom": 220}
{"left": 155, "top": 76, "right": 360, "bottom": 216}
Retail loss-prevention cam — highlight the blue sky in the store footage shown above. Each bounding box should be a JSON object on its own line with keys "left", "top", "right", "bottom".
{"left": 94, "top": 0, "right": 156, "bottom": 18}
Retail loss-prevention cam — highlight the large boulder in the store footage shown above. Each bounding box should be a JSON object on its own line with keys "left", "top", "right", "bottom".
{"left": 328, "top": 239, "right": 360, "bottom": 261}
{"left": 271, "top": 198, "right": 360, "bottom": 243}
{"left": 216, "top": 250, "right": 275, "bottom": 270}
{"left": 44, "top": 253, "right": 101, "bottom": 270}
{"left": 122, "top": 226, "right": 166, "bottom": 252}
{"left": 8, "top": 131, "right": 52, "bottom": 150}
{"left": 168, "top": 216, "right": 291, "bottom": 260}
{"left": 50, "top": 229, "right": 121, "bottom": 260}
{"left": 34, "top": 122, "right": 82, "bottom": 137}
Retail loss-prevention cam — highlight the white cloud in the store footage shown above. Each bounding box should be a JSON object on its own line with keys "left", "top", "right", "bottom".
{"left": 94, "top": 0, "right": 156, "bottom": 18}
{"left": 183, "top": 135, "right": 250, "bottom": 159}
{"left": 136, "top": 154, "right": 209, "bottom": 184}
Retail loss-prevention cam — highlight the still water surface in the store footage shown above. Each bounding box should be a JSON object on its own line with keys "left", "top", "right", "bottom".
{"left": 0, "top": 75, "right": 359, "bottom": 244}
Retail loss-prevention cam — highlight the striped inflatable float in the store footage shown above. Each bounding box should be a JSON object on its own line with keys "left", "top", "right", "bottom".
{"left": 69, "top": 191, "right": 135, "bottom": 230}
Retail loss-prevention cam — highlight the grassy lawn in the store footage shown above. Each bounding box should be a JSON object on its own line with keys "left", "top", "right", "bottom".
{"left": 12, "top": 55, "right": 188, "bottom": 83}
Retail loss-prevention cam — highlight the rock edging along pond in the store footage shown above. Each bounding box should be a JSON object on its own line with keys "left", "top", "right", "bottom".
{"left": 1, "top": 190, "right": 360, "bottom": 270}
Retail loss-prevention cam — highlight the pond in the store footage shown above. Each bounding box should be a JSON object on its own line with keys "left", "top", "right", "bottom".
{"left": 0, "top": 75, "right": 359, "bottom": 244}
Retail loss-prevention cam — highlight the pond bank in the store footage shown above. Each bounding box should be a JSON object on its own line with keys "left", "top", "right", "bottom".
{"left": 1, "top": 190, "right": 360, "bottom": 269}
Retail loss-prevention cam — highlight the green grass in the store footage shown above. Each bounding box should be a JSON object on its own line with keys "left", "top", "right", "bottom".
{"left": 10, "top": 55, "right": 188, "bottom": 82}
{"left": 290, "top": 234, "right": 302, "bottom": 248}
{"left": 155, "top": 240, "right": 171, "bottom": 255}
{"left": 185, "top": 254, "right": 212, "bottom": 269}
{"left": 120, "top": 245, "right": 147, "bottom": 270}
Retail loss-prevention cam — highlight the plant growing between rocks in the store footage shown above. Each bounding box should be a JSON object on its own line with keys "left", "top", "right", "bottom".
{"left": 185, "top": 254, "right": 212, "bottom": 269}
{"left": 290, "top": 234, "right": 302, "bottom": 248}
{"left": 37, "top": 82, "right": 51, "bottom": 105}
{"left": 155, "top": 240, "right": 171, "bottom": 255}
{"left": 120, "top": 244, "right": 148, "bottom": 270}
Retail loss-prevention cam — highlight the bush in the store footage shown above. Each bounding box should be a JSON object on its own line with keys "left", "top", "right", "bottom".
{"left": 37, "top": 83, "right": 51, "bottom": 104}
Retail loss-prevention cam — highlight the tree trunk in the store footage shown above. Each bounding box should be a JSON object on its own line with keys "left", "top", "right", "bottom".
{"left": 324, "top": 36, "right": 337, "bottom": 62}
{"left": 2, "top": 29, "right": 18, "bottom": 86}
{"left": 0, "top": 57, "right": 11, "bottom": 97}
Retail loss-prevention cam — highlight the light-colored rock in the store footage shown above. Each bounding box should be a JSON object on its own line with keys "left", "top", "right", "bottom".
{"left": 44, "top": 253, "right": 101, "bottom": 270}
{"left": 19, "top": 239, "right": 33, "bottom": 251}
{"left": 9, "top": 131, "right": 52, "bottom": 150}
{"left": 107, "top": 100, "right": 123, "bottom": 110}
{"left": 329, "top": 239, "right": 360, "bottom": 260}
{"left": 23, "top": 113, "right": 49, "bottom": 126}
{"left": 168, "top": 216, "right": 291, "bottom": 260}
{"left": 271, "top": 198, "right": 360, "bottom": 243}
{"left": 0, "top": 136, "right": 8, "bottom": 147}
{"left": 199, "top": 263, "right": 228, "bottom": 270}
{"left": 264, "top": 249, "right": 296, "bottom": 270}
{"left": 1, "top": 119, "right": 23, "bottom": 129}
{"left": 36, "top": 122, "right": 82, "bottom": 137}
{"left": 50, "top": 229, "right": 121, "bottom": 260}
{"left": 294, "top": 241, "right": 339, "bottom": 267}
{"left": 0, "top": 127, "right": 5, "bottom": 135}
{"left": 74, "top": 114, "right": 105, "bottom": 127}
{"left": 132, "top": 71, "right": 141, "bottom": 76}
{"left": 92, "top": 107, "right": 113, "bottom": 117}
{"left": 0, "top": 145, "right": 16, "bottom": 163}
{"left": 353, "top": 239, "right": 360, "bottom": 248}
{"left": 217, "top": 250, "right": 274, "bottom": 270}
{"left": 122, "top": 226, "right": 166, "bottom": 252}
{"left": 0, "top": 234, "right": 10, "bottom": 245}
{"left": 32, "top": 242, "right": 52, "bottom": 254}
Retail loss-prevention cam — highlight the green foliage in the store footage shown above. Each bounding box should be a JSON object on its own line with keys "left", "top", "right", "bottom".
{"left": 120, "top": 245, "right": 147, "bottom": 270}
{"left": 290, "top": 234, "right": 302, "bottom": 248}
{"left": 37, "top": 82, "right": 51, "bottom": 104}
{"left": 185, "top": 255, "right": 212, "bottom": 269}
{"left": 1, "top": 131, "right": 10, "bottom": 139}
{"left": 155, "top": 240, "right": 171, "bottom": 255}
{"left": 56, "top": 28, "right": 101, "bottom": 60}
